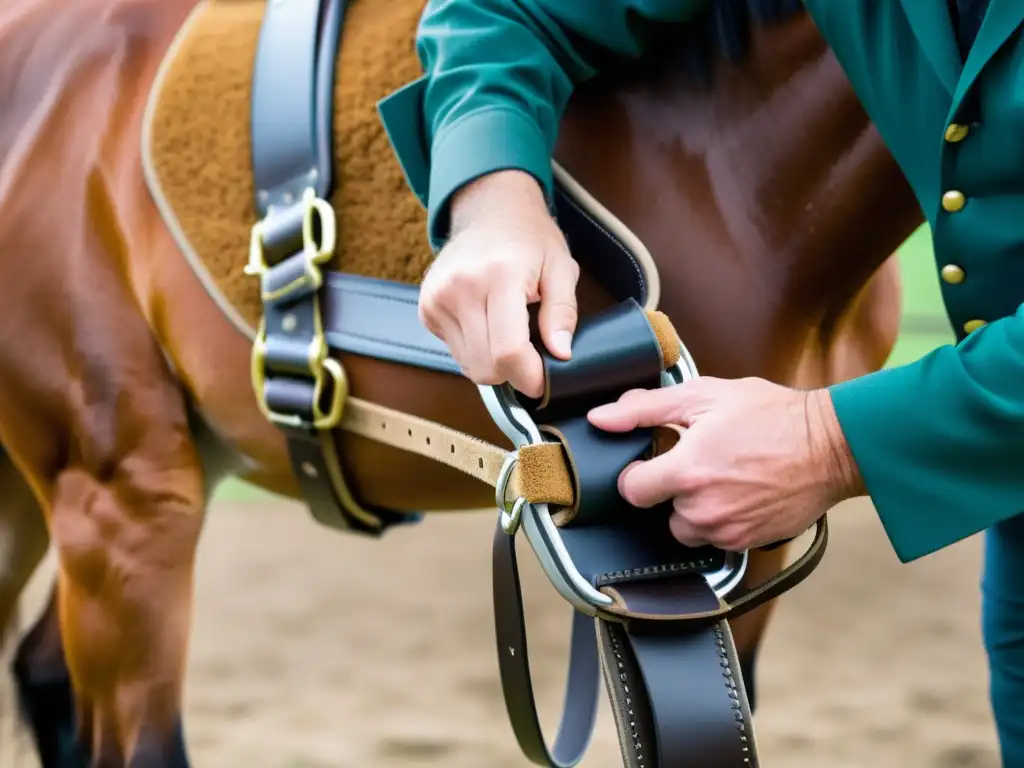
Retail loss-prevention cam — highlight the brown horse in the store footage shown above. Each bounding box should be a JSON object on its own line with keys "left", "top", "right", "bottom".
{"left": 0, "top": 0, "right": 923, "bottom": 764}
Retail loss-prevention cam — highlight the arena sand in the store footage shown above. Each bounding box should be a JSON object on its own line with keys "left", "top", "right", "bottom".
{"left": 0, "top": 497, "right": 999, "bottom": 767}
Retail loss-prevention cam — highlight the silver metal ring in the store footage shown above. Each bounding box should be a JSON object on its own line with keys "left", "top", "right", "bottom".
{"left": 501, "top": 497, "right": 527, "bottom": 536}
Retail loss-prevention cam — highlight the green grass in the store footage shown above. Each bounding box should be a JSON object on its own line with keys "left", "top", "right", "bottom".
{"left": 889, "top": 224, "right": 955, "bottom": 367}
{"left": 215, "top": 224, "right": 952, "bottom": 502}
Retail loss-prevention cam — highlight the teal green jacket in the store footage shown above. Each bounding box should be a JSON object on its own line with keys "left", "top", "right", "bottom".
{"left": 377, "top": 0, "right": 1024, "bottom": 563}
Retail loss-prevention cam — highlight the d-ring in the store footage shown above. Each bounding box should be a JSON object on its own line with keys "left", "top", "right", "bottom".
{"left": 495, "top": 453, "right": 526, "bottom": 535}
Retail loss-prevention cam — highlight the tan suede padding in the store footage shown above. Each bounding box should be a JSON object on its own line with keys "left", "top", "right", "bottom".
{"left": 146, "top": 0, "right": 431, "bottom": 331}
{"left": 517, "top": 442, "right": 575, "bottom": 508}
{"left": 645, "top": 310, "right": 681, "bottom": 369}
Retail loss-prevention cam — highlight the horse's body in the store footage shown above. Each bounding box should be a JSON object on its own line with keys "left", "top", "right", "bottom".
{"left": 0, "top": 0, "right": 922, "bottom": 763}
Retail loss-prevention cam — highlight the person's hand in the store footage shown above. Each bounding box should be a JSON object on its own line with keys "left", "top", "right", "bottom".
{"left": 587, "top": 377, "right": 865, "bottom": 550}
{"left": 418, "top": 170, "right": 580, "bottom": 399}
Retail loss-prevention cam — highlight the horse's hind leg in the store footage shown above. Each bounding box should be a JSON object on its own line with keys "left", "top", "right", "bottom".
{"left": 0, "top": 446, "right": 50, "bottom": 640}
{"left": 11, "top": 583, "right": 82, "bottom": 768}
{"left": 0, "top": 446, "right": 66, "bottom": 764}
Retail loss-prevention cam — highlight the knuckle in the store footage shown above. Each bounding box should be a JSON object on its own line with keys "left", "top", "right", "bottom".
{"left": 547, "top": 298, "right": 578, "bottom": 323}
{"left": 712, "top": 528, "right": 749, "bottom": 552}
{"left": 471, "top": 366, "right": 503, "bottom": 386}
{"left": 484, "top": 257, "right": 528, "bottom": 287}
{"left": 690, "top": 518, "right": 717, "bottom": 539}
{"left": 492, "top": 343, "right": 527, "bottom": 372}
{"left": 562, "top": 254, "right": 581, "bottom": 281}
{"left": 440, "top": 267, "right": 485, "bottom": 298}
{"left": 674, "top": 469, "right": 704, "bottom": 494}
{"left": 417, "top": 295, "right": 445, "bottom": 329}
{"left": 619, "top": 388, "right": 647, "bottom": 405}
{"left": 418, "top": 306, "right": 442, "bottom": 336}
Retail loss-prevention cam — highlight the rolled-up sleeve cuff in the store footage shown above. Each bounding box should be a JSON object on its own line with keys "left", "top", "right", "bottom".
{"left": 427, "top": 106, "right": 554, "bottom": 249}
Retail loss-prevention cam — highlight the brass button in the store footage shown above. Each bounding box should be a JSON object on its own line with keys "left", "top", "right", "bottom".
{"left": 940, "top": 264, "right": 965, "bottom": 284}
{"left": 942, "top": 190, "right": 966, "bottom": 212}
{"left": 944, "top": 123, "right": 970, "bottom": 143}
{"left": 963, "top": 319, "right": 987, "bottom": 334}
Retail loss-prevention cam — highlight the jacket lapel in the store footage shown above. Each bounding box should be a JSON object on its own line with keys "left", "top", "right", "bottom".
{"left": 949, "top": 0, "right": 1024, "bottom": 119}
{"left": 899, "top": 0, "right": 963, "bottom": 95}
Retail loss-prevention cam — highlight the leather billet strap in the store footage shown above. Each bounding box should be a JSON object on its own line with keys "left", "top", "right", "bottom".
{"left": 491, "top": 300, "right": 827, "bottom": 767}
{"left": 248, "top": 0, "right": 417, "bottom": 534}
{"left": 251, "top": 0, "right": 342, "bottom": 207}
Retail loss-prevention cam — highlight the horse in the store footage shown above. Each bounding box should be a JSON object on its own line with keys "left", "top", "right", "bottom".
{"left": 0, "top": 0, "right": 924, "bottom": 764}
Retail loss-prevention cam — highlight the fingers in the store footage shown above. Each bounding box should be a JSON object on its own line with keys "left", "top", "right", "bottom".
{"left": 588, "top": 381, "right": 714, "bottom": 432}
{"left": 667, "top": 512, "right": 710, "bottom": 548}
{"left": 486, "top": 281, "right": 545, "bottom": 398}
{"left": 617, "top": 450, "right": 687, "bottom": 508}
{"left": 419, "top": 302, "right": 471, "bottom": 372}
{"left": 538, "top": 251, "right": 580, "bottom": 360}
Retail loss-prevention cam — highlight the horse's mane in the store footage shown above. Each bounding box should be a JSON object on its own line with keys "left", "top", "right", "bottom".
{"left": 639, "top": 0, "right": 806, "bottom": 86}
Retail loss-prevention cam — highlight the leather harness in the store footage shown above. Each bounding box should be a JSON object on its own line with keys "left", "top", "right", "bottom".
{"left": 243, "top": 0, "right": 828, "bottom": 765}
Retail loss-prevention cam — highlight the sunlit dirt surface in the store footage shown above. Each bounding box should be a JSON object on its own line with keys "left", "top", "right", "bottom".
{"left": 1, "top": 497, "right": 999, "bottom": 767}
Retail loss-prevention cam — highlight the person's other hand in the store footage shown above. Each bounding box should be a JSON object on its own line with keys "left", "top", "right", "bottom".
{"left": 588, "top": 377, "right": 864, "bottom": 550}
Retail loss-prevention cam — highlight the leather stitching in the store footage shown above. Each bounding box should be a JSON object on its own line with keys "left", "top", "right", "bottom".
{"left": 555, "top": 186, "right": 647, "bottom": 305}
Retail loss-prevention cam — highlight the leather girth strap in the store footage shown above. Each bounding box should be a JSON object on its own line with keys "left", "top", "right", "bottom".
{"left": 490, "top": 300, "right": 828, "bottom": 767}
{"left": 248, "top": 0, "right": 414, "bottom": 534}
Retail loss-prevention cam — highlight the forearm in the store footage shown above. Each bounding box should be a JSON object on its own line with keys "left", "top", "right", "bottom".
{"left": 827, "top": 307, "right": 1024, "bottom": 562}
{"left": 449, "top": 170, "right": 550, "bottom": 236}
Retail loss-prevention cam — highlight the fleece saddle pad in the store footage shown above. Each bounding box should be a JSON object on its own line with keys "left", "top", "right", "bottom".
{"left": 142, "top": 0, "right": 433, "bottom": 337}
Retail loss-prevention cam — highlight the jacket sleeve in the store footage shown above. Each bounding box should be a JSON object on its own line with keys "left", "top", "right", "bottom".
{"left": 378, "top": 0, "right": 709, "bottom": 249}
{"left": 829, "top": 307, "right": 1024, "bottom": 562}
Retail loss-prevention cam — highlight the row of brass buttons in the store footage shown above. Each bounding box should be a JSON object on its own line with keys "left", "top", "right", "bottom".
{"left": 940, "top": 123, "right": 985, "bottom": 334}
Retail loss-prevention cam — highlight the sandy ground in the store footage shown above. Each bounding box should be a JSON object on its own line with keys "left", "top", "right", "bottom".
{"left": 0, "top": 496, "right": 1002, "bottom": 767}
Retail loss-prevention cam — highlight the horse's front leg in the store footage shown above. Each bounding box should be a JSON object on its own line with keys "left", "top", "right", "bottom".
{"left": 0, "top": 270, "right": 206, "bottom": 766}
{"left": 46, "top": 416, "right": 204, "bottom": 767}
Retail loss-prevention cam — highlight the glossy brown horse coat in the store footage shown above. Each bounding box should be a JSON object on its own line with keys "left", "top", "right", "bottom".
{"left": 0, "top": 0, "right": 922, "bottom": 763}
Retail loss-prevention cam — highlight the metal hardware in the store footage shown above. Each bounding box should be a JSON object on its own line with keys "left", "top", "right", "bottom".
{"left": 246, "top": 188, "right": 347, "bottom": 430}
{"left": 495, "top": 454, "right": 526, "bottom": 535}
{"left": 246, "top": 188, "right": 337, "bottom": 303}
{"left": 479, "top": 334, "right": 749, "bottom": 619}
{"left": 249, "top": 319, "right": 348, "bottom": 430}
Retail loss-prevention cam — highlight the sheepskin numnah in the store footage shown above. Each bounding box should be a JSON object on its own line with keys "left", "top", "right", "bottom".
{"left": 144, "top": 0, "right": 431, "bottom": 335}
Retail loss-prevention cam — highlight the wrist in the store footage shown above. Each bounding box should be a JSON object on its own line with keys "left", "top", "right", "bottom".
{"left": 449, "top": 169, "right": 550, "bottom": 234}
{"left": 807, "top": 388, "right": 866, "bottom": 502}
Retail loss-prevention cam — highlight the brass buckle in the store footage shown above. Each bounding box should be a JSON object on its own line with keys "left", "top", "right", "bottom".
{"left": 245, "top": 188, "right": 337, "bottom": 302}
{"left": 246, "top": 188, "right": 346, "bottom": 430}
{"left": 250, "top": 321, "right": 348, "bottom": 430}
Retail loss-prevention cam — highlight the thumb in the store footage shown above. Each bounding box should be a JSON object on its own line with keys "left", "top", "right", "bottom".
{"left": 538, "top": 251, "right": 579, "bottom": 360}
{"left": 587, "top": 379, "right": 716, "bottom": 432}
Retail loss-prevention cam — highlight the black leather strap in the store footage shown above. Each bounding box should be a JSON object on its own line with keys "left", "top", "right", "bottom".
{"left": 252, "top": 0, "right": 342, "bottom": 208}
{"left": 492, "top": 300, "right": 762, "bottom": 767}
{"left": 493, "top": 524, "right": 601, "bottom": 768}
{"left": 598, "top": 618, "right": 757, "bottom": 767}
{"left": 249, "top": 0, "right": 414, "bottom": 535}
